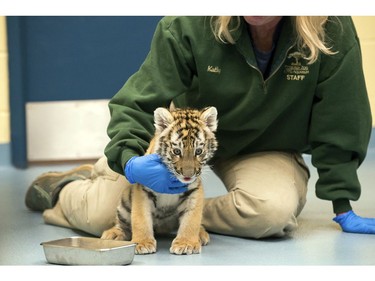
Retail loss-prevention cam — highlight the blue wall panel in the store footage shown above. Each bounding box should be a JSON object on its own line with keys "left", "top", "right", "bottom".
{"left": 7, "top": 16, "right": 162, "bottom": 167}
{"left": 15, "top": 16, "right": 161, "bottom": 102}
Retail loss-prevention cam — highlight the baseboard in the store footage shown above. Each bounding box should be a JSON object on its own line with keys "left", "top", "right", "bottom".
{"left": 0, "top": 143, "right": 11, "bottom": 166}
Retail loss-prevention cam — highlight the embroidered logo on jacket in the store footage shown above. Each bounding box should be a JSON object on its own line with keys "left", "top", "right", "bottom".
{"left": 207, "top": 65, "right": 221, "bottom": 74}
{"left": 284, "top": 51, "right": 309, "bottom": 81}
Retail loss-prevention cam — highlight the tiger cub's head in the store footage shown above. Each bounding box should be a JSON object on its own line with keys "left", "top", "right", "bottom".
{"left": 153, "top": 107, "right": 218, "bottom": 185}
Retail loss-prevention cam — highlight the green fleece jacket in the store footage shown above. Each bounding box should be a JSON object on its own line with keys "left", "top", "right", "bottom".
{"left": 105, "top": 16, "right": 372, "bottom": 214}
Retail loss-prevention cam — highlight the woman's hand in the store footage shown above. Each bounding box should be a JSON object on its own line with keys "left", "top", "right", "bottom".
{"left": 333, "top": 210, "right": 375, "bottom": 234}
{"left": 124, "top": 154, "right": 187, "bottom": 194}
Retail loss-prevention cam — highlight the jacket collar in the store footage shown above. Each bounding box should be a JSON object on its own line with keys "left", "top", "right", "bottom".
{"left": 233, "top": 17, "right": 297, "bottom": 75}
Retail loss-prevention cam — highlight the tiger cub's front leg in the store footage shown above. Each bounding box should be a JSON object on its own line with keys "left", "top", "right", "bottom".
{"left": 170, "top": 185, "right": 209, "bottom": 255}
{"left": 131, "top": 184, "right": 157, "bottom": 254}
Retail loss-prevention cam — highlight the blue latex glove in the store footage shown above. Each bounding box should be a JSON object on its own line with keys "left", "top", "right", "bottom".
{"left": 333, "top": 210, "right": 375, "bottom": 234}
{"left": 124, "top": 154, "right": 187, "bottom": 194}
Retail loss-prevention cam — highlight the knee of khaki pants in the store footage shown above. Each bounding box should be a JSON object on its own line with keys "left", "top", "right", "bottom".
{"left": 230, "top": 187, "right": 302, "bottom": 238}
{"left": 203, "top": 152, "right": 309, "bottom": 238}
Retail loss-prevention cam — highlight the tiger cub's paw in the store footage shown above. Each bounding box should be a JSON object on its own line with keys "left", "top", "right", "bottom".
{"left": 199, "top": 226, "right": 210, "bottom": 246}
{"left": 170, "top": 238, "right": 201, "bottom": 255}
{"left": 133, "top": 238, "right": 157, "bottom": 255}
{"left": 101, "top": 226, "right": 127, "bottom": 241}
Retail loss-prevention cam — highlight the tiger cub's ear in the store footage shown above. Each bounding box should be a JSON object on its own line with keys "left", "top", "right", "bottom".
{"left": 200, "top": 107, "right": 218, "bottom": 132}
{"left": 154, "top": 107, "right": 174, "bottom": 134}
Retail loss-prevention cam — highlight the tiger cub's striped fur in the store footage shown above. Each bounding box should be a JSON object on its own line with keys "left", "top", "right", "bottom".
{"left": 101, "top": 107, "right": 218, "bottom": 255}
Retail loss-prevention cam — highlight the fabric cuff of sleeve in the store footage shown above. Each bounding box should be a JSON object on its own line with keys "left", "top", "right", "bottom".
{"left": 124, "top": 156, "right": 138, "bottom": 184}
{"left": 120, "top": 150, "right": 136, "bottom": 171}
{"left": 332, "top": 199, "right": 352, "bottom": 214}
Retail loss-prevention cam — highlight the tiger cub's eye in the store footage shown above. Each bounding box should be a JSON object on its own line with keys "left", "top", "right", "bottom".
{"left": 173, "top": 148, "right": 181, "bottom": 155}
{"left": 195, "top": 148, "right": 203, "bottom": 155}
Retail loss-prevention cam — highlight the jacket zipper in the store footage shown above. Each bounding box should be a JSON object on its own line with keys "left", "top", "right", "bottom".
{"left": 247, "top": 43, "right": 296, "bottom": 94}
{"left": 265, "top": 44, "right": 296, "bottom": 83}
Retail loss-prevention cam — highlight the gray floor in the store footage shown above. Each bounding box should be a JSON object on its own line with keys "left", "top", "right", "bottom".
{"left": 1, "top": 138, "right": 375, "bottom": 267}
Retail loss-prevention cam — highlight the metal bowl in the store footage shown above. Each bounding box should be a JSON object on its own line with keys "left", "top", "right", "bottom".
{"left": 41, "top": 236, "right": 136, "bottom": 265}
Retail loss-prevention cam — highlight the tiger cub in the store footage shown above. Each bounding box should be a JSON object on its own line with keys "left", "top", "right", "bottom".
{"left": 101, "top": 107, "right": 218, "bottom": 255}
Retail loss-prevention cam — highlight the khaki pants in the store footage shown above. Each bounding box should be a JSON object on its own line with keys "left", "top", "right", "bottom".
{"left": 43, "top": 152, "right": 309, "bottom": 238}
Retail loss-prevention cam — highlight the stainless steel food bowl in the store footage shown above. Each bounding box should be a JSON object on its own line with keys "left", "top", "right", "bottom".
{"left": 41, "top": 236, "right": 136, "bottom": 265}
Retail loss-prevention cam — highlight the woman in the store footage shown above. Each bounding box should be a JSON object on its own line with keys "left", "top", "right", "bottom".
{"left": 26, "top": 16, "right": 374, "bottom": 238}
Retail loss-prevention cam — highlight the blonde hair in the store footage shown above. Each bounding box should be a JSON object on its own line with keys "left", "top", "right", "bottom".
{"left": 210, "top": 16, "right": 337, "bottom": 64}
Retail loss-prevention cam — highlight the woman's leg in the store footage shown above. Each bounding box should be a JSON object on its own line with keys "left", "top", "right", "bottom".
{"left": 202, "top": 152, "right": 309, "bottom": 238}
{"left": 43, "top": 156, "right": 130, "bottom": 237}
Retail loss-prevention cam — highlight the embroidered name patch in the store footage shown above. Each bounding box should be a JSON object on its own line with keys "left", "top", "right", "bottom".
{"left": 207, "top": 65, "right": 221, "bottom": 74}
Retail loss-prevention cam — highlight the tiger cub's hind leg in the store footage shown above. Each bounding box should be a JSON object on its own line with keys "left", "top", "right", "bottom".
{"left": 101, "top": 188, "right": 132, "bottom": 241}
{"left": 101, "top": 225, "right": 130, "bottom": 241}
{"left": 101, "top": 209, "right": 132, "bottom": 241}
